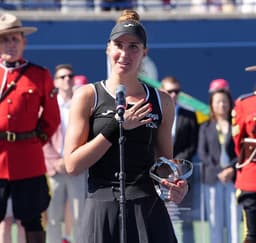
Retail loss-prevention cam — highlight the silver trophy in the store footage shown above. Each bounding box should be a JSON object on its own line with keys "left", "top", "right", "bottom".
{"left": 149, "top": 157, "right": 193, "bottom": 201}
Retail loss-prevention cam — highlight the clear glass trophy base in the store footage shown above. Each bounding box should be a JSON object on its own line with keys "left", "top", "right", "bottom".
{"left": 150, "top": 157, "right": 193, "bottom": 201}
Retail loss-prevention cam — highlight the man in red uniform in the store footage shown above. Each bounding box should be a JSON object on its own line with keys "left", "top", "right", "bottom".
{"left": 232, "top": 88, "right": 256, "bottom": 243}
{"left": 0, "top": 13, "right": 60, "bottom": 243}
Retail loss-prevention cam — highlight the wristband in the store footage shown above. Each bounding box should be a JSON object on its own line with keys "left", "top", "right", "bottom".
{"left": 100, "top": 117, "right": 119, "bottom": 144}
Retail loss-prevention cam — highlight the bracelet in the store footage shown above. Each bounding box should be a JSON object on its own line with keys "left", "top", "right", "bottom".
{"left": 100, "top": 117, "right": 119, "bottom": 144}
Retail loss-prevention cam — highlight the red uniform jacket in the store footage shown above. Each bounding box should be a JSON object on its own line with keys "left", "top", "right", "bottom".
{"left": 0, "top": 61, "right": 60, "bottom": 180}
{"left": 232, "top": 92, "right": 256, "bottom": 191}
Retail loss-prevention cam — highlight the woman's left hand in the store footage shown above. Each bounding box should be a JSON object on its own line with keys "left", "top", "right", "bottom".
{"left": 160, "top": 179, "right": 189, "bottom": 204}
{"left": 217, "top": 167, "right": 234, "bottom": 183}
{"left": 122, "top": 98, "right": 152, "bottom": 130}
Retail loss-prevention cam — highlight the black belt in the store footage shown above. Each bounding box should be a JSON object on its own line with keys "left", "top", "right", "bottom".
{"left": 0, "top": 131, "right": 37, "bottom": 142}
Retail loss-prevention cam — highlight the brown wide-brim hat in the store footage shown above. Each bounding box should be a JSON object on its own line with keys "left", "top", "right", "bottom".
{"left": 0, "top": 13, "right": 37, "bottom": 36}
{"left": 245, "top": 65, "right": 256, "bottom": 72}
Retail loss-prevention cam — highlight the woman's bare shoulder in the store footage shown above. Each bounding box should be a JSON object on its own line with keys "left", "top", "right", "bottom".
{"left": 72, "top": 84, "right": 96, "bottom": 114}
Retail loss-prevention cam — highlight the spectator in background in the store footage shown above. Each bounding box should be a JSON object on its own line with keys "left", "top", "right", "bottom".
{"left": 161, "top": 76, "right": 198, "bottom": 162}
{"left": 73, "top": 75, "right": 88, "bottom": 91}
{"left": 97, "top": 0, "right": 133, "bottom": 11}
{"left": 198, "top": 78, "right": 241, "bottom": 243}
{"left": 0, "top": 12, "right": 60, "bottom": 243}
{"left": 161, "top": 75, "right": 199, "bottom": 243}
{"left": 162, "top": 0, "right": 176, "bottom": 9}
{"left": 162, "top": 0, "right": 171, "bottom": 6}
{"left": 43, "top": 64, "right": 87, "bottom": 243}
{"left": 61, "top": 0, "right": 89, "bottom": 12}
{"left": 19, "top": 0, "right": 60, "bottom": 9}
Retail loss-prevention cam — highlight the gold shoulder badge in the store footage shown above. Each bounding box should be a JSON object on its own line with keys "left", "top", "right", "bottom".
{"left": 232, "top": 117, "right": 236, "bottom": 125}
{"left": 232, "top": 124, "right": 240, "bottom": 137}
{"left": 50, "top": 88, "right": 58, "bottom": 98}
{"left": 231, "top": 109, "right": 236, "bottom": 125}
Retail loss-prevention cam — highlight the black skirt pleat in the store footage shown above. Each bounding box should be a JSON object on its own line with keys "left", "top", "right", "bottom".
{"left": 79, "top": 195, "right": 177, "bottom": 243}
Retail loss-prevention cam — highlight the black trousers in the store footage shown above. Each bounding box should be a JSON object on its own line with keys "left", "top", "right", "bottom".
{"left": 0, "top": 175, "right": 50, "bottom": 231}
{"left": 238, "top": 191, "right": 256, "bottom": 241}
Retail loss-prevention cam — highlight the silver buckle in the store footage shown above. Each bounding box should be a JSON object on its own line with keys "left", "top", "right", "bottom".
{"left": 6, "top": 131, "right": 16, "bottom": 142}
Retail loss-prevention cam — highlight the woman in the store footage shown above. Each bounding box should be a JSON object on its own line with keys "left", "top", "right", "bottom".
{"left": 198, "top": 79, "right": 241, "bottom": 243}
{"left": 64, "top": 10, "right": 188, "bottom": 243}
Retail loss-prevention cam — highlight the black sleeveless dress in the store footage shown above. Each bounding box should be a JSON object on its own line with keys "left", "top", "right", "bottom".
{"left": 79, "top": 81, "right": 177, "bottom": 243}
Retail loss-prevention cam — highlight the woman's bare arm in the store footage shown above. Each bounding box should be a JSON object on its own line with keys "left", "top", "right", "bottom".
{"left": 64, "top": 85, "right": 112, "bottom": 175}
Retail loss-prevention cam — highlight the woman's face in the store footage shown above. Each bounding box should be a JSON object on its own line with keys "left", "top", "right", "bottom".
{"left": 107, "top": 34, "right": 146, "bottom": 76}
{"left": 211, "top": 92, "right": 230, "bottom": 118}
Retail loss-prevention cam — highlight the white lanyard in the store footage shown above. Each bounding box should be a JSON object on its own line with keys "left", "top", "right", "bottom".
{"left": 0, "top": 68, "right": 8, "bottom": 98}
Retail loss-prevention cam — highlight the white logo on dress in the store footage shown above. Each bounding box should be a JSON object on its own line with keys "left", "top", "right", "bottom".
{"left": 124, "top": 23, "right": 135, "bottom": 28}
{"left": 101, "top": 110, "right": 115, "bottom": 116}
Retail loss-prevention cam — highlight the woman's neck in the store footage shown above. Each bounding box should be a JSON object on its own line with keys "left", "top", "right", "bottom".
{"left": 216, "top": 116, "right": 229, "bottom": 134}
{"left": 215, "top": 113, "right": 229, "bottom": 122}
{"left": 106, "top": 74, "right": 142, "bottom": 94}
{"left": 106, "top": 77, "right": 146, "bottom": 103}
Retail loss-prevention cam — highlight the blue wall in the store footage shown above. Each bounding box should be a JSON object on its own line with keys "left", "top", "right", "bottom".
{"left": 23, "top": 18, "right": 256, "bottom": 103}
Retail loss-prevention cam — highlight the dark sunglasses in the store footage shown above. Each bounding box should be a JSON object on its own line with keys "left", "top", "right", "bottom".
{"left": 56, "top": 74, "right": 74, "bottom": 80}
{"left": 167, "top": 89, "right": 180, "bottom": 95}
